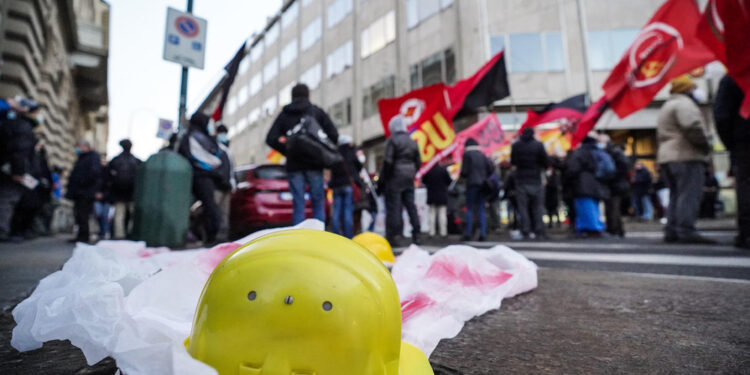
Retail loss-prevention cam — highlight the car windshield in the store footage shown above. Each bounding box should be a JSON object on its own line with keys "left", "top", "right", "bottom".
{"left": 253, "top": 166, "right": 287, "bottom": 180}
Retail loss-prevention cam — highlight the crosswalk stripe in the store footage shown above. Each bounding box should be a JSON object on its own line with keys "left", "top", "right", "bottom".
{"left": 519, "top": 251, "right": 750, "bottom": 268}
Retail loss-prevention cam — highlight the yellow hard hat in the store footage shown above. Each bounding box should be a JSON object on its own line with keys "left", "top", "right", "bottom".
{"left": 353, "top": 232, "right": 396, "bottom": 264}
{"left": 185, "top": 229, "right": 433, "bottom": 375}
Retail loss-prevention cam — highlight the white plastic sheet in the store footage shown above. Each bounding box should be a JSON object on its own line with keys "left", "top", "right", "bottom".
{"left": 12, "top": 222, "right": 536, "bottom": 374}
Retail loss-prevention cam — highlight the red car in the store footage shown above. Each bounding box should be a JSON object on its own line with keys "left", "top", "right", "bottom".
{"left": 230, "top": 164, "right": 323, "bottom": 238}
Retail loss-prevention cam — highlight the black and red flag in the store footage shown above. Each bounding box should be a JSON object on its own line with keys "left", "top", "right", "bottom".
{"left": 570, "top": 97, "right": 609, "bottom": 148}
{"left": 697, "top": 0, "right": 750, "bottom": 118}
{"left": 210, "top": 42, "right": 246, "bottom": 122}
{"left": 519, "top": 94, "right": 588, "bottom": 132}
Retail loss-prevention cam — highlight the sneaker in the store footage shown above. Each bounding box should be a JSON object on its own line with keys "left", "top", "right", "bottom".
{"left": 510, "top": 230, "right": 523, "bottom": 240}
{"left": 477, "top": 235, "right": 487, "bottom": 242}
{"left": 411, "top": 233, "right": 421, "bottom": 246}
{"left": 677, "top": 233, "right": 717, "bottom": 245}
{"left": 460, "top": 235, "right": 471, "bottom": 242}
{"left": 386, "top": 237, "right": 401, "bottom": 248}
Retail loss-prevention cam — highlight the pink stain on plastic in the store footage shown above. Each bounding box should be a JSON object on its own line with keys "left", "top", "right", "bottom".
{"left": 401, "top": 293, "right": 436, "bottom": 322}
{"left": 424, "top": 255, "right": 513, "bottom": 291}
{"left": 137, "top": 247, "right": 170, "bottom": 258}
{"left": 195, "top": 242, "right": 242, "bottom": 273}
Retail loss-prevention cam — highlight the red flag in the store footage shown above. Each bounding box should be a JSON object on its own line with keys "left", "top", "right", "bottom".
{"left": 570, "top": 97, "right": 609, "bottom": 148}
{"left": 697, "top": 0, "right": 750, "bottom": 118}
{"left": 377, "top": 84, "right": 447, "bottom": 138}
{"left": 602, "top": 0, "right": 715, "bottom": 119}
{"left": 519, "top": 94, "right": 587, "bottom": 132}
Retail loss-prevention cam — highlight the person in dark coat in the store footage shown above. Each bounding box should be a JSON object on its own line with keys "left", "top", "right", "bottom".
{"left": 106, "top": 139, "right": 141, "bottom": 239}
{"left": 66, "top": 139, "right": 103, "bottom": 243}
{"left": 511, "top": 128, "right": 549, "bottom": 239}
{"left": 378, "top": 115, "right": 421, "bottom": 246}
{"left": 11, "top": 142, "right": 52, "bottom": 238}
{"left": 329, "top": 135, "right": 363, "bottom": 239}
{"left": 700, "top": 165, "right": 719, "bottom": 219}
{"left": 214, "top": 125, "right": 234, "bottom": 242}
{"left": 422, "top": 159, "right": 453, "bottom": 237}
{"left": 600, "top": 136, "right": 631, "bottom": 237}
{"left": 179, "top": 112, "right": 223, "bottom": 245}
{"left": 266, "top": 83, "right": 338, "bottom": 224}
{"left": 460, "top": 138, "right": 493, "bottom": 242}
{"left": 565, "top": 136, "right": 606, "bottom": 235}
{"left": 0, "top": 98, "right": 40, "bottom": 242}
{"left": 714, "top": 75, "right": 750, "bottom": 249}
{"left": 544, "top": 166, "right": 562, "bottom": 229}
{"left": 631, "top": 162, "right": 654, "bottom": 221}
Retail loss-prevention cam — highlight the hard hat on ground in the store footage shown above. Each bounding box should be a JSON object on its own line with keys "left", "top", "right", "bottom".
{"left": 353, "top": 231, "right": 396, "bottom": 264}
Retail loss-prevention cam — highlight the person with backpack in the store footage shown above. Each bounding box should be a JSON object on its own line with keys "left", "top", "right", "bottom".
{"left": 460, "top": 138, "right": 494, "bottom": 242}
{"left": 565, "top": 135, "right": 608, "bottom": 236}
{"left": 106, "top": 139, "right": 141, "bottom": 239}
{"left": 329, "top": 135, "right": 363, "bottom": 239}
{"left": 657, "top": 76, "right": 714, "bottom": 244}
{"left": 421, "top": 159, "right": 453, "bottom": 238}
{"left": 599, "top": 134, "right": 631, "bottom": 237}
{"left": 511, "top": 128, "right": 549, "bottom": 240}
{"left": 266, "top": 83, "right": 339, "bottom": 224}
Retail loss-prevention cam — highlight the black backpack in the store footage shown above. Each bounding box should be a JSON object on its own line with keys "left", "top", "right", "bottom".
{"left": 109, "top": 154, "right": 138, "bottom": 189}
{"left": 286, "top": 114, "right": 343, "bottom": 168}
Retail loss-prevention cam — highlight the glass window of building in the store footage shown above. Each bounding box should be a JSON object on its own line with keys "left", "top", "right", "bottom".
{"left": 250, "top": 43, "right": 264, "bottom": 62}
{"left": 490, "top": 35, "right": 506, "bottom": 56}
{"left": 248, "top": 107, "right": 260, "bottom": 124}
{"left": 509, "top": 33, "right": 544, "bottom": 72}
{"left": 282, "top": 2, "right": 299, "bottom": 29}
{"left": 263, "top": 57, "right": 278, "bottom": 84}
{"left": 265, "top": 23, "right": 280, "bottom": 48}
{"left": 588, "top": 29, "right": 639, "bottom": 70}
{"left": 238, "top": 85, "right": 249, "bottom": 105}
{"left": 409, "top": 48, "right": 456, "bottom": 89}
{"left": 250, "top": 73, "right": 262, "bottom": 96}
{"left": 300, "top": 63, "right": 322, "bottom": 90}
{"left": 328, "top": 98, "right": 352, "bottom": 128}
{"left": 327, "top": 0, "right": 352, "bottom": 29}
{"left": 263, "top": 96, "right": 278, "bottom": 116}
{"left": 239, "top": 56, "right": 250, "bottom": 75}
{"left": 445, "top": 48, "right": 456, "bottom": 84}
{"left": 545, "top": 33, "right": 565, "bottom": 72}
{"left": 406, "top": 0, "right": 452, "bottom": 29}
{"left": 361, "top": 11, "right": 396, "bottom": 58}
{"left": 326, "top": 40, "right": 353, "bottom": 79}
{"left": 362, "top": 75, "right": 395, "bottom": 119}
{"left": 301, "top": 17, "right": 322, "bottom": 51}
{"left": 421, "top": 53, "right": 443, "bottom": 87}
{"left": 279, "top": 82, "right": 294, "bottom": 107}
{"left": 281, "top": 39, "right": 298, "bottom": 69}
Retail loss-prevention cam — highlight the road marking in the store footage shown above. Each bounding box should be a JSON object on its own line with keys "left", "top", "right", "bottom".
{"left": 520, "top": 250, "right": 750, "bottom": 268}
{"left": 461, "top": 241, "right": 734, "bottom": 252}
{"left": 606, "top": 270, "right": 750, "bottom": 284}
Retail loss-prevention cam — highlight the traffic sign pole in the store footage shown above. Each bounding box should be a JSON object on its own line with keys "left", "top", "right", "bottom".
{"left": 177, "top": 0, "right": 194, "bottom": 133}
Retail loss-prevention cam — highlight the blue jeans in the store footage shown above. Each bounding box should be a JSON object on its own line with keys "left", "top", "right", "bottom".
{"left": 332, "top": 186, "right": 354, "bottom": 238}
{"left": 465, "top": 186, "right": 487, "bottom": 237}
{"left": 288, "top": 170, "right": 325, "bottom": 224}
{"left": 94, "top": 201, "right": 111, "bottom": 237}
{"left": 639, "top": 195, "right": 653, "bottom": 221}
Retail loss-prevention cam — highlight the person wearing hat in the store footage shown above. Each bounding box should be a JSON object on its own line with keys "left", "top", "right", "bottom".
{"left": 179, "top": 112, "right": 223, "bottom": 245}
{"left": 105, "top": 139, "right": 141, "bottom": 239}
{"left": 656, "top": 75, "right": 714, "bottom": 244}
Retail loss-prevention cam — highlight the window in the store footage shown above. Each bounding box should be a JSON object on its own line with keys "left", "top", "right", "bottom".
{"left": 248, "top": 107, "right": 260, "bottom": 124}
{"left": 282, "top": 2, "right": 299, "bottom": 29}
{"left": 326, "top": 40, "right": 353, "bottom": 78}
{"left": 263, "top": 57, "right": 278, "bottom": 84}
{"left": 490, "top": 35, "right": 505, "bottom": 56}
{"left": 265, "top": 23, "right": 280, "bottom": 48}
{"left": 302, "top": 0, "right": 314, "bottom": 7}
{"left": 250, "top": 43, "right": 264, "bottom": 62}
{"left": 239, "top": 56, "right": 250, "bottom": 75}
{"left": 281, "top": 39, "right": 298, "bottom": 69}
{"left": 362, "top": 75, "right": 395, "bottom": 119}
{"left": 263, "top": 96, "right": 278, "bottom": 116}
{"left": 327, "top": 0, "right": 352, "bottom": 29}
{"left": 545, "top": 33, "right": 564, "bottom": 72}
{"left": 361, "top": 11, "right": 396, "bottom": 58}
{"left": 506, "top": 32, "right": 565, "bottom": 73}
{"left": 279, "top": 82, "right": 294, "bottom": 107}
{"left": 236, "top": 118, "right": 248, "bottom": 133}
{"left": 301, "top": 17, "right": 322, "bottom": 51}
{"left": 409, "top": 48, "right": 456, "bottom": 89}
{"left": 226, "top": 96, "right": 238, "bottom": 116}
{"left": 406, "top": 0, "right": 452, "bottom": 29}
{"left": 238, "top": 86, "right": 248, "bottom": 105}
{"left": 249, "top": 73, "right": 262, "bottom": 96}
{"left": 300, "top": 63, "right": 322, "bottom": 90}
{"left": 328, "top": 98, "right": 352, "bottom": 128}
{"left": 588, "top": 29, "right": 639, "bottom": 70}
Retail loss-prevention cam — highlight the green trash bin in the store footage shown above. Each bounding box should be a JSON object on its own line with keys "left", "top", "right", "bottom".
{"left": 132, "top": 150, "right": 193, "bottom": 248}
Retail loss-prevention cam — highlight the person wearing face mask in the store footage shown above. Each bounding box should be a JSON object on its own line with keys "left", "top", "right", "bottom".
{"left": 0, "top": 98, "right": 41, "bottom": 242}
{"left": 656, "top": 75, "right": 714, "bottom": 244}
{"left": 66, "top": 139, "right": 104, "bottom": 243}
{"left": 213, "top": 124, "right": 235, "bottom": 242}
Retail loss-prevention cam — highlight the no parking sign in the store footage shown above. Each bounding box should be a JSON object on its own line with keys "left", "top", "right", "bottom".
{"left": 163, "top": 7, "right": 207, "bottom": 69}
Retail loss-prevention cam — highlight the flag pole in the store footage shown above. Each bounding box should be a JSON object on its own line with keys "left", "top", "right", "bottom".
{"left": 576, "top": 0, "right": 594, "bottom": 106}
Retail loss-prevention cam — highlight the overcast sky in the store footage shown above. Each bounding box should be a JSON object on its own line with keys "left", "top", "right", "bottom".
{"left": 107, "top": 0, "right": 282, "bottom": 160}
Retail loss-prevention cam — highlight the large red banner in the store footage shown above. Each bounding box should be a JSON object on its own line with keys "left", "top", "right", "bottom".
{"left": 450, "top": 114, "right": 506, "bottom": 165}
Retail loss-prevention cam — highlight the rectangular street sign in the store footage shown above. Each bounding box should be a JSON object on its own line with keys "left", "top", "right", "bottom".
{"left": 163, "top": 7, "right": 207, "bottom": 69}
{"left": 157, "top": 118, "right": 174, "bottom": 139}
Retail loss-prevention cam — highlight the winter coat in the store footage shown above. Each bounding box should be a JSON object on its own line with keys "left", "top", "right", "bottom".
{"left": 380, "top": 131, "right": 421, "bottom": 191}
{"left": 510, "top": 132, "right": 548, "bottom": 185}
{"left": 460, "top": 145, "right": 493, "bottom": 188}
{"left": 422, "top": 163, "right": 452, "bottom": 205}
{"left": 215, "top": 143, "right": 235, "bottom": 192}
{"left": 265, "top": 98, "right": 339, "bottom": 172}
{"left": 66, "top": 151, "right": 103, "bottom": 201}
{"left": 632, "top": 168, "right": 653, "bottom": 197}
{"left": 714, "top": 75, "right": 750, "bottom": 152}
{"left": 565, "top": 139, "right": 606, "bottom": 200}
{"left": 330, "top": 144, "right": 363, "bottom": 190}
{"left": 656, "top": 94, "right": 712, "bottom": 164}
{"left": 106, "top": 151, "right": 141, "bottom": 202}
{"left": 606, "top": 144, "right": 631, "bottom": 196}
{"left": 179, "top": 126, "right": 222, "bottom": 179}
{"left": 0, "top": 114, "right": 37, "bottom": 180}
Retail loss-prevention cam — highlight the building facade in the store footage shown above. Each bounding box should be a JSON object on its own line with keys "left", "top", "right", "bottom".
{"left": 0, "top": 0, "right": 110, "bottom": 171}
{"left": 206, "top": 0, "right": 725, "bottom": 181}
